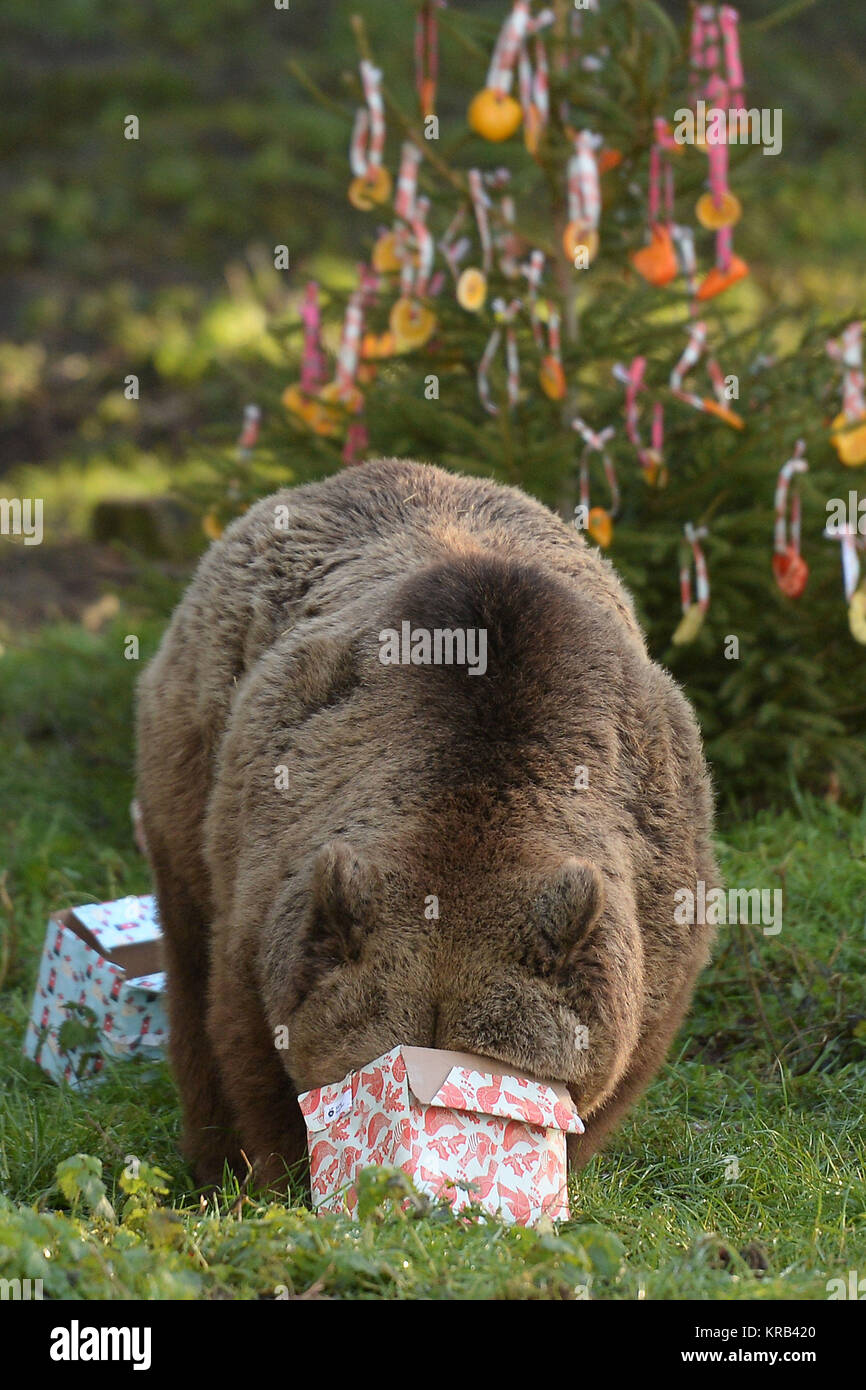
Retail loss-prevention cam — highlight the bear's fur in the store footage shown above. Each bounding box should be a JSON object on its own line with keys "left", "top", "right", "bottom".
{"left": 136, "top": 458, "right": 719, "bottom": 1188}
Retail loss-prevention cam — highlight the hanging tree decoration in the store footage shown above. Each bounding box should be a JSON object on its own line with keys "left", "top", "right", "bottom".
{"left": 457, "top": 169, "right": 493, "bottom": 312}
{"left": 517, "top": 6, "right": 555, "bottom": 156}
{"left": 348, "top": 60, "right": 392, "bottom": 210}
{"left": 772, "top": 441, "right": 809, "bottom": 598}
{"left": 283, "top": 284, "right": 330, "bottom": 426}
{"left": 236, "top": 403, "right": 261, "bottom": 459}
{"left": 372, "top": 142, "right": 421, "bottom": 276}
{"left": 299, "top": 283, "right": 328, "bottom": 393}
{"left": 631, "top": 119, "right": 681, "bottom": 288}
{"left": 827, "top": 321, "right": 866, "bottom": 466}
{"left": 415, "top": 1, "right": 446, "bottom": 120}
{"left": 670, "top": 320, "right": 744, "bottom": 429}
{"left": 672, "top": 523, "right": 710, "bottom": 646}
{"left": 519, "top": 249, "right": 563, "bottom": 399}
{"left": 563, "top": 130, "right": 602, "bottom": 266}
{"left": 671, "top": 222, "right": 700, "bottom": 304}
{"left": 688, "top": 6, "right": 749, "bottom": 301}
{"left": 572, "top": 417, "right": 619, "bottom": 548}
{"left": 494, "top": 177, "right": 523, "bottom": 279}
{"left": 389, "top": 193, "right": 437, "bottom": 351}
{"left": 478, "top": 297, "right": 522, "bottom": 415}
{"left": 612, "top": 357, "right": 667, "bottom": 487}
{"left": 468, "top": 0, "right": 531, "bottom": 142}
{"left": 823, "top": 520, "right": 866, "bottom": 644}
{"left": 439, "top": 204, "right": 471, "bottom": 285}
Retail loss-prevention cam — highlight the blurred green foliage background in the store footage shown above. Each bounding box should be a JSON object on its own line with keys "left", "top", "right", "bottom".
{"left": 2, "top": 0, "right": 865, "bottom": 497}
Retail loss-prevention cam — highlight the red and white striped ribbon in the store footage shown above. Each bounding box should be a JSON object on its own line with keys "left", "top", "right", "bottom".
{"left": 398, "top": 195, "right": 433, "bottom": 299}
{"left": 497, "top": 193, "right": 520, "bottom": 277}
{"left": 773, "top": 441, "right": 808, "bottom": 557}
{"left": 613, "top": 357, "right": 665, "bottom": 474}
{"left": 823, "top": 524, "right": 864, "bottom": 602}
{"left": 671, "top": 224, "right": 699, "bottom": 303}
{"left": 544, "top": 307, "right": 562, "bottom": 367}
{"left": 468, "top": 169, "right": 493, "bottom": 273}
{"left": 572, "top": 417, "right": 619, "bottom": 515}
{"left": 350, "top": 61, "right": 386, "bottom": 179}
{"left": 336, "top": 268, "right": 377, "bottom": 397}
{"left": 517, "top": 9, "right": 554, "bottom": 123}
{"left": 719, "top": 6, "right": 745, "bottom": 111}
{"left": 689, "top": 8, "right": 746, "bottom": 120}
{"left": 648, "top": 141, "right": 674, "bottom": 227}
{"left": 690, "top": 5, "right": 721, "bottom": 105}
{"left": 521, "top": 249, "right": 545, "bottom": 345}
{"left": 415, "top": 1, "right": 445, "bottom": 118}
{"left": 670, "top": 321, "right": 709, "bottom": 409}
{"left": 394, "top": 142, "right": 422, "bottom": 222}
{"left": 827, "top": 322, "right": 866, "bottom": 421}
{"left": 567, "top": 130, "right": 602, "bottom": 229}
{"left": 438, "top": 205, "right": 469, "bottom": 281}
{"left": 236, "top": 403, "right": 260, "bottom": 458}
{"left": 335, "top": 296, "right": 364, "bottom": 396}
{"left": 486, "top": 0, "right": 532, "bottom": 95}
{"left": 299, "top": 282, "right": 327, "bottom": 393}
{"left": 478, "top": 297, "right": 521, "bottom": 415}
{"left": 681, "top": 523, "right": 710, "bottom": 612}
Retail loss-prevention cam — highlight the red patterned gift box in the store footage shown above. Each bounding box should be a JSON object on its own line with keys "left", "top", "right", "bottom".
{"left": 298, "top": 1045, "right": 584, "bottom": 1226}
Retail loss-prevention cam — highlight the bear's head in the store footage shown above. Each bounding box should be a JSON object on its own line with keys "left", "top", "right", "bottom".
{"left": 268, "top": 833, "right": 644, "bottom": 1120}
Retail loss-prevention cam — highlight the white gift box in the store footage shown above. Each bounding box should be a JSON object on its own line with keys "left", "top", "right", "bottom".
{"left": 23, "top": 895, "right": 167, "bottom": 1088}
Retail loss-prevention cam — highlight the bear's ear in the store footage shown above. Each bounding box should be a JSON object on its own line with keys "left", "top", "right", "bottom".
{"left": 310, "top": 840, "right": 380, "bottom": 963}
{"left": 526, "top": 859, "right": 605, "bottom": 980}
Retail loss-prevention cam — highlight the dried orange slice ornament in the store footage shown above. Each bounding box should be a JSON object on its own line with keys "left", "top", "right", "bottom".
{"left": 361, "top": 330, "right": 397, "bottom": 361}
{"left": 631, "top": 226, "right": 677, "bottom": 287}
{"left": 389, "top": 297, "right": 436, "bottom": 352}
{"left": 372, "top": 231, "right": 402, "bottom": 274}
{"left": 348, "top": 166, "right": 392, "bottom": 211}
{"left": 468, "top": 88, "right": 522, "bottom": 142}
{"left": 830, "top": 411, "right": 866, "bottom": 466}
{"left": 672, "top": 602, "right": 706, "bottom": 645}
{"left": 695, "top": 190, "right": 742, "bottom": 230}
{"left": 703, "top": 398, "right": 744, "bottom": 430}
{"left": 282, "top": 383, "right": 318, "bottom": 427}
{"left": 456, "top": 267, "right": 487, "bottom": 312}
{"left": 641, "top": 450, "right": 668, "bottom": 488}
{"left": 562, "top": 220, "right": 599, "bottom": 265}
{"left": 772, "top": 548, "right": 809, "bottom": 598}
{"left": 849, "top": 585, "right": 866, "bottom": 643}
{"left": 598, "top": 147, "right": 623, "bottom": 174}
{"left": 524, "top": 104, "right": 543, "bottom": 156}
{"left": 587, "top": 506, "right": 613, "bottom": 548}
{"left": 318, "top": 379, "right": 363, "bottom": 416}
{"left": 539, "top": 356, "right": 566, "bottom": 401}
{"left": 696, "top": 255, "right": 749, "bottom": 301}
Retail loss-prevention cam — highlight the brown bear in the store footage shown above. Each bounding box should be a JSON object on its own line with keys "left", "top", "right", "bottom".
{"left": 136, "top": 457, "right": 719, "bottom": 1189}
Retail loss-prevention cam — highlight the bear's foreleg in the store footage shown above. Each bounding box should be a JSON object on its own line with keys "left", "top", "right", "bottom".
{"left": 206, "top": 939, "right": 308, "bottom": 1192}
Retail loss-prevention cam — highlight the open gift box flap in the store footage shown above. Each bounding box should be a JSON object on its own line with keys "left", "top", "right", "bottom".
{"left": 298, "top": 1046, "right": 584, "bottom": 1137}
{"left": 55, "top": 899, "right": 165, "bottom": 982}
{"left": 402, "top": 1046, "right": 584, "bottom": 1134}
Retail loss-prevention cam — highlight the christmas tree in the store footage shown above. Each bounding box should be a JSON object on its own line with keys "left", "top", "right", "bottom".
{"left": 194, "top": 0, "right": 866, "bottom": 809}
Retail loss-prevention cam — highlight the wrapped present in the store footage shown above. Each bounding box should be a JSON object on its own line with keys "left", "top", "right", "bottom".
{"left": 298, "top": 1045, "right": 584, "bottom": 1226}
{"left": 23, "top": 895, "right": 167, "bottom": 1088}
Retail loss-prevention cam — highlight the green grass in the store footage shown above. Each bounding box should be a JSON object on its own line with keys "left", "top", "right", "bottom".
{"left": 0, "top": 615, "right": 864, "bottom": 1299}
